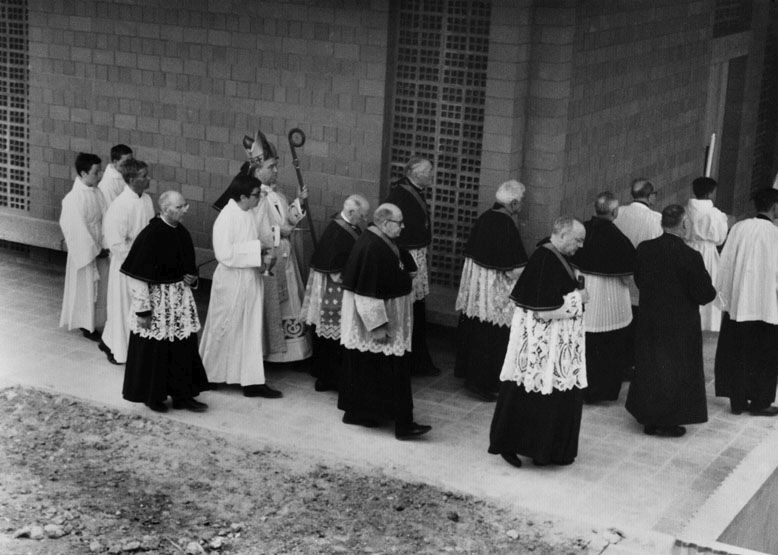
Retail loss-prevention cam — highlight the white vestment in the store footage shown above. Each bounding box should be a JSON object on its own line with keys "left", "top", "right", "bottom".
{"left": 200, "top": 199, "right": 266, "bottom": 386}
{"left": 340, "top": 291, "right": 414, "bottom": 356}
{"left": 59, "top": 177, "right": 109, "bottom": 332}
{"left": 716, "top": 217, "right": 778, "bottom": 325}
{"left": 100, "top": 186, "right": 154, "bottom": 362}
{"left": 614, "top": 201, "right": 662, "bottom": 306}
{"left": 686, "top": 198, "right": 729, "bottom": 331}
{"left": 254, "top": 188, "right": 312, "bottom": 362}
{"left": 98, "top": 164, "right": 126, "bottom": 206}
{"left": 500, "top": 290, "right": 586, "bottom": 395}
{"left": 455, "top": 258, "right": 522, "bottom": 327}
{"left": 581, "top": 274, "right": 632, "bottom": 333}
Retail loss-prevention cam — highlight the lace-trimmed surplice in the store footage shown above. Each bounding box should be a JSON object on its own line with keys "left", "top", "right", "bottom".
{"left": 455, "top": 258, "right": 523, "bottom": 328}
{"left": 128, "top": 277, "right": 200, "bottom": 341}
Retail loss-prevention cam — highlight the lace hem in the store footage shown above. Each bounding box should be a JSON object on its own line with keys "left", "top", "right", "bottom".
{"left": 455, "top": 258, "right": 521, "bottom": 327}
{"left": 340, "top": 291, "right": 413, "bottom": 356}
{"left": 499, "top": 294, "right": 586, "bottom": 395}
{"left": 300, "top": 271, "right": 343, "bottom": 339}
{"left": 129, "top": 281, "right": 201, "bottom": 341}
{"left": 409, "top": 248, "right": 429, "bottom": 300}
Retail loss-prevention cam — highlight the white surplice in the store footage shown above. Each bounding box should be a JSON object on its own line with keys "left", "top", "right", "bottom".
{"left": 254, "top": 188, "right": 312, "bottom": 362}
{"left": 716, "top": 217, "right": 778, "bottom": 325}
{"left": 581, "top": 274, "right": 632, "bottom": 333}
{"left": 199, "top": 199, "right": 266, "bottom": 386}
{"left": 686, "top": 198, "right": 729, "bottom": 331}
{"left": 455, "top": 258, "right": 522, "bottom": 327}
{"left": 59, "top": 177, "right": 109, "bottom": 332}
{"left": 100, "top": 186, "right": 154, "bottom": 362}
{"left": 98, "top": 163, "right": 126, "bottom": 206}
{"left": 340, "top": 291, "right": 414, "bottom": 357}
{"left": 614, "top": 201, "right": 662, "bottom": 306}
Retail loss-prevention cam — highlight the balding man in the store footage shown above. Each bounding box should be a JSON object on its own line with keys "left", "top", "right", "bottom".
{"left": 626, "top": 205, "right": 715, "bottom": 437}
{"left": 614, "top": 178, "right": 662, "bottom": 374}
{"left": 384, "top": 156, "right": 440, "bottom": 376}
{"left": 571, "top": 192, "right": 635, "bottom": 403}
{"left": 489, "top": 217, "right": 587, "bottom": 468}
{"left": 120, "top": 191, "right": 209, "bottom": 413}
{"left": 337, "top": 203, "right": 431, "bottom": 440}
{"left": 455, "top": 180, "right": 528, "bottom": 401}
{"left": 301, "top": 194, "right": 370, "bottom": 392}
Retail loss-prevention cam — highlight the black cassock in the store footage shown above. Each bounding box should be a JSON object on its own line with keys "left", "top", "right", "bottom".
{"left": 307, "top": 215, "right": 360, "bottom": 390}
{"left": 120, "top": 217, "right": 209, "bottom": 404}
{"left": 454, "top": 203, "right": 527, "bottom": 394}
{"left": 625, "top": 233, "right": 716, "bottom": 426}
{"left": 570, "top": 217, "right": 635, "bottom": 402}
{"left": 337, "top": 228, "right": 417, "bottom": 425}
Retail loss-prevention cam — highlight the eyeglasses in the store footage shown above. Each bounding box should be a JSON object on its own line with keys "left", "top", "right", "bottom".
{"left": 249, "top": 193, "right": 261, "bottom": 198}
{"left": 386, "top": 218, "right": 404, "bottom": 226}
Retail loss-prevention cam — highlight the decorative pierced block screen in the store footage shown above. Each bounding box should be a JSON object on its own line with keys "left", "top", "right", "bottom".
{"left": 388, "top": 0, "right": 490, "bottom": 288}
{"left": 751, "top": 17, "right": 777, "bottom": 190}
{"left": 0, "top": 0, "right": 28, "bottom": 211}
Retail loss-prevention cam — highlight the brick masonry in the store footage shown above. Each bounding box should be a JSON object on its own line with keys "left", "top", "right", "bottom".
{"left": 28, "top": 0, "right": 389, "bottom": 252}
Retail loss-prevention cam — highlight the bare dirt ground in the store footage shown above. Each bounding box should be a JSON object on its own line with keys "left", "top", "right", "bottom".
{"left": 0, "top": 386, "right": 603, "bottom": 554}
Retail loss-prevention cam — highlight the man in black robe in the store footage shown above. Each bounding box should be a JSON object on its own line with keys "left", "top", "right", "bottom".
{"left": 571, "top": 192, "right": 635, "bottom": 403}
{"left": 454, "top": 180, "right": 528, "bottom": 401}
{"left": 714, "top": 188, "right": 778, "bottom": 416}
{"left": 300, "top": 194, "right": 369, "bottom": 392}
{"left": 625, "top": 205, "right": 716, "bottom": 437}
{"left": 489, "top": 217, "right": 587, "bottom": 468}
{"left": 121, "top": 191, "right": 209, "bottom": 413}
{"left": 337, "top": 203, "right": 431, "bottom": 440}
{"left": 384, "top": 156, "right": 439, "bottom": 376}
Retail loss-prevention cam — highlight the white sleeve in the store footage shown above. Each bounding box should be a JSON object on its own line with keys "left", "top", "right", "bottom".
{"left": 534, "top": 290, "right": 584, "bottom": 321}
{"left": 213, "top": 216, "right": 263, "bottom": 268}
{"left": 127, "top": 276, "right": 151, "bottom": 314}
{"left": 354, "top": 294, "right": 388, "bottom": 331}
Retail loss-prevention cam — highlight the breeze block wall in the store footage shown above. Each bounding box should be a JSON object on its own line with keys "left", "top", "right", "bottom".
{"left": 28, "top": 0, "right": 389, "bottom": 252}
{"left": 561, "top": 0, "right": 710, "bottom": 220}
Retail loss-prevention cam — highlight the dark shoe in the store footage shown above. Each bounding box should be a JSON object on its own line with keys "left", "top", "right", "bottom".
{"left": 342, "top": 412, "right": 379, "bottom": 428}
{"left": 465, "top": 383, "right": 497, "bottom": 402}
{"left": 500, "top": 453, "right": 523, "bottom": 468}
{"left": 644, "top": 425, "right": 686, "bottom": 437}
{"left": 80, "top": 328, "right": 101, "bottom": 342}
{"left": 730, "top": 404, "right": 746, "bottom": 415}
{"left": 203, "top": 382, "right": 219, "bottom": 391}
{"left": 314, "top": 379, "right": 337, "bottom": 392}
{"left": 748, "top": 405, "right": 778, "bottom": 417}
{"left": 395, "top": 422, "right": 432, "bottom": 440}
{"left": 552, "top": 459, "right": 575, "bottom": 466}
{"left": 532, "top": 459, "right": 551, "bottom": 467}
{"left": 413, "top": 365, "right": 442, "bottom": 377}
{"left": 98, "top": 341, "right": 121, "bottom": 365}
{"left": 145, "top": 401, "right": 168, "bottom": 413}
{"left": 243, "top": 384, "right": 283, "bottom": 398}
{"left": 172, "top": 397, "right": 208, "bottom": 412}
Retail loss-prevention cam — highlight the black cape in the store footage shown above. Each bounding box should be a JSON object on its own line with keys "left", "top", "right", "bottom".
{"left": 509, "top": 245, "right": 577, "bottom": 311}
{"left": 570, "top": 217, "right": 635, "bottom": 276}
{"left": 383, "top": 177, "right": 431, "bottom": 249}
{"left": 625, "top": 233, "right": 716, "bottom": 426}
{"left": 341, "top": 226, "right": 416, "bottom": 300}
{"left": 309, "top": 216, "right": 361, "bottom": 274}
{"left": 120, "top": 217, "right": 197, "bottom": 284}
{"left": 464, "top": 204, "right": 528, "bottom": 271}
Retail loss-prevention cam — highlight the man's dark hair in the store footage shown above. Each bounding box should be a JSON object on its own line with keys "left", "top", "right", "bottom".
{"left": 110, "top": 144, "right": 132, "bottom": 162}
{"left": 752, "top": 188, "right": 778, "bottom": 213}
{"left": 661, "top": 204, "right": 686, "bottom": 228}
{"left": 594, "top": 191, "right": 618, "bottom": 216}
{"left": 120, "top": 159, "right": 148, "bottom": 184}
{"left": 630, "top": 178, "right": 654, "bottom": 199}
{"left": 75, "top": 152, "right": 101, "bottom": 175}
{"left": 692, "top": 177, "right": 717, "bottom": 199}
{"left": 228, "top": 173, "right": 261, "bottom": 201}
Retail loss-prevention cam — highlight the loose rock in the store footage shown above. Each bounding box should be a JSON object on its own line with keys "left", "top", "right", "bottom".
{"left": 44, "top": 523, "right": 66, "bottom": 538}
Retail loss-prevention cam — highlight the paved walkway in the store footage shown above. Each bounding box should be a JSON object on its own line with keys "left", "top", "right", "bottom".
{"left": 0, "top": 249, "right": 775, "bottom": 554}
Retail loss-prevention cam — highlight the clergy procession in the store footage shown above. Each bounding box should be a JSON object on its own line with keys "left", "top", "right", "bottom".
{"left": 58, "top": 129, "right": 778, "bottom": 462}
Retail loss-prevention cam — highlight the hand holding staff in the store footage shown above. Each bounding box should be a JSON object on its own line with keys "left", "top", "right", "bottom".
{"left": 287, "top": 128, "right": 318, "bottom": 249}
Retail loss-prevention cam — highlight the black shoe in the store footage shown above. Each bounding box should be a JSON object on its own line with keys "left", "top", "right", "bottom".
{"left": 500, "top": 453, "right": 523, "bottom": 468}
{"left": 171, "top": 397, "right": 208, "bottom": 412}
{"left": 145, "top": 401, "right": 168, "bottom": 413}
{"left": 314, "top": 379, "right": 336, "bottom": 392}
{"left": 465, "top": 383, "right": 497, "bottom": 402}
{"left": 395, "top": 422, "right": 432, "bottom": 440}
{"left": 80, "top": 328, "right": 101, "bottom": 342}
{"left": 532, "top": 459, "right": 550, "bottom": 467}
{"left": 748, "top": 405, "right": 778, "bottom": 417}
{"left": 203, "top": 382, "right": 219, "bottom": 391}
{"left": 644, "top": 425, "right": 686, "bottom": 437}
{"left": 342, "top": 412, "right": 379, "bottom": 428}
{"left": 551, "top": 458, "right": 575, "bottom": 466}
{"left": 97, "top": 341, "right": 121, "bottom": 365}
{"left": 243, "top": 384, "right": 283, "bottom": 398}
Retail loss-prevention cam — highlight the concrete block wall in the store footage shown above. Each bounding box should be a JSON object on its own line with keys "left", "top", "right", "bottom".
{"left": 28, "top": 0, "right": 389, "bottom": 252}
{"left": 561, "top": 0, "right": 711, "bottom": 221}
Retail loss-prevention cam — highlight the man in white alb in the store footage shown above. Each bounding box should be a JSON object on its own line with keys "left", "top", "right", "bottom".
{"left": 98, "top": 144, "right": 133, "bottom": 205}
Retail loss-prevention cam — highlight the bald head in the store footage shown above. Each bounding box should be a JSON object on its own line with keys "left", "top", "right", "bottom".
{"left": 342, "top": 194, "right": 370, "bottom": 226}
{"left": 159, "top": 190, "right": 189, "bottom": 225}
{"left": 550, "top": 216, "right": 585, "bottom": 256}
{"left": 159, "top": 190, "right": 183, "bottom": 211}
